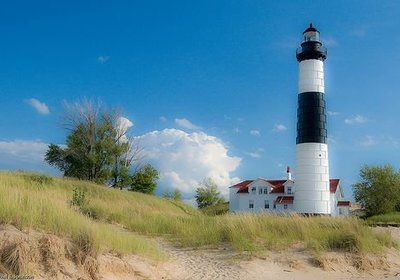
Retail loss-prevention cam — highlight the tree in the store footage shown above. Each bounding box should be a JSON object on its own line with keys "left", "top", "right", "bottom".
{"left": 130, "top": 164, "right": 159, "bottom": 194}
{"left": 45, "top": 100, "right": 140, "bottom": 186}
{"left": 162, "top": 188, "right": 182, "bottom": 201}
{"left": 195, "top": 178, "right": 224, "bottom": 209}
{"left": 353, "top": 165, "right": 400, "bottom": 217}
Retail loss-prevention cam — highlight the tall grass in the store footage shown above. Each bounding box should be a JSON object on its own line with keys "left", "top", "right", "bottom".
{"left": 367, "top": 212, "right": 400, "bottom": 225}
{"left": 0, "top": 172, "right": 396, "bottom": 258}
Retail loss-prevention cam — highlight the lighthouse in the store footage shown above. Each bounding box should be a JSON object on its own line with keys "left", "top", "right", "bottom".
{"left": 293, "top": 24, "right": 331, "bottom": 215}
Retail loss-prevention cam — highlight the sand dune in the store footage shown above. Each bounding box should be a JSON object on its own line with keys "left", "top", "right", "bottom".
{"left": 0, "top": 225, "right": 399, "bottom": 280}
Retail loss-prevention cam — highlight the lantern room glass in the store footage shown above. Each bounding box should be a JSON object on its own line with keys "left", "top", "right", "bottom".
{"left": 304, "top": 31, "right": 320, "bottom": 42}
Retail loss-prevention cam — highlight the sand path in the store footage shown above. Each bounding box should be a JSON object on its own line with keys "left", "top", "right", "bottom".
{"left": 157, "top": 228, "right": 400, "bottom": 280}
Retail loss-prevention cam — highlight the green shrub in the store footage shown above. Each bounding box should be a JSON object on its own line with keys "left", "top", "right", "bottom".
{"left": 70, "top": 188, "right": 87, "bottom": 207}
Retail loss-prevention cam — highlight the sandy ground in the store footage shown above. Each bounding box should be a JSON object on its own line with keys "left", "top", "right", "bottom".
{"left": 1, "top": 225, "right": 400, "bottom": 280}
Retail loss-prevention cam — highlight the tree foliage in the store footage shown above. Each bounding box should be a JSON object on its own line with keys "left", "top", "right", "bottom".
{"left": 195, "top": 178, "right": 225, "bottom": 209}
{"left": 130, "top": 164, "right": 159, "bottom": 194}
{"left": 353, "top": 165, "right": 400, "bottom": 217}
{"left": 162, "top": 188, "right": 182, "bottom": 201}
{"left": 45, "top": 100, "right": 141, "bottom": 186}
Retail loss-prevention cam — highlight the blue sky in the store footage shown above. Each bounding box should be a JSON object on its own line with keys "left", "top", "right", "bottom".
{"left": 1, "top": 1, "right": 400, "bottom": 200}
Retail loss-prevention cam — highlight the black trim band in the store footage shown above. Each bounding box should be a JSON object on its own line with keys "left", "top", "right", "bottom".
{"left": 296, "top": 92, "right": 327, "bottom": 144}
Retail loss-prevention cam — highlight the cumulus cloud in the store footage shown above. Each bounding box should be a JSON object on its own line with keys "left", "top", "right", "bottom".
{"left": 249, "top": 130, "right": 260, "bottom": 136}
{"left": 174, "top": 118, "right": 201, "bottom": 130}
{"left": 136, "top": 129, "right": 241, "bottom": 197}
{"left": 345, "top": 115, "right": 368, "bottom": 124}
{"left": 97, "top": 55, "right": 110, "bottom": 64}
{"left": 116, "top": 117, "right": 133, "bottom": 142}
{"left": 0, "top": 140, "right": 48, "bottom": 162}
{"left": 273, "top": 124, "right": 287, "bottom": 132}
{"left": 25, "top": 98, "right": 50, "bottom": 115}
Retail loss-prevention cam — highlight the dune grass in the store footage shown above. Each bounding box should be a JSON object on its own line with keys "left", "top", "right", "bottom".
{"left": 0, "top": 171, "right": 396, "bottom": 259}
{"left": 367, "top": 212, "right": 400, "bottom": 225}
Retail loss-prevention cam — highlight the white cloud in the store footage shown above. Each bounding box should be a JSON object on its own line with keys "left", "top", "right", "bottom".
{"left": 174, "top": 118, "right": 201, "bottom": 130}
{"left": 245, "top": 152, "right": 261, "bottom": 159}
{"left": 159, "top": 116, "right": 167, "bottom": 122}
{"left": 273, "top": 124, "right": 287, "bottom": 132}
{"left": 344, "top": 115, "right": 368, "bottom": 124}
{"left": 97, "top": 55, "right": 110, "bottom": 64}
{"left": 136, "top": 128, "right": 241, "bottom": 197}
{"left": 249, "top": 130, "right": 260, "bottom": 136}
{"left": 323, "top": 36, "right": 338, "bottom": 47}
{"left": 116, "top": 117, "right": 133, "bottom": 142}
{"left": 360, "top": 135, "right": 377, "bottom": 147}
{"left": 327, "top": 111, "right": 340, "bottom": 116}
{"left": 25, "top": 98, "right": 50, "bottom": 115}
{"left": 0, "top": 140, "right": 48, "bottom": 162}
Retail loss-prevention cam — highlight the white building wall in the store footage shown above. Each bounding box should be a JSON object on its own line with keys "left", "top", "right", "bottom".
{"left": 230, "top": 179, "right": 295, "bottom": 213}
{"left": 229, "top": 187, "right": 239, "bottom": 212}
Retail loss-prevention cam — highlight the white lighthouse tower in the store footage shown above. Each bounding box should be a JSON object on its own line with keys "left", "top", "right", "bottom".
{"left": 293, "top": 24, "right": 331, "bottom": 215}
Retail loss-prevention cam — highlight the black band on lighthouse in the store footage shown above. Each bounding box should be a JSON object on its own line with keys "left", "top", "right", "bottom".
{"left": 296, "top": 92, "right": 327, "bottom": 144}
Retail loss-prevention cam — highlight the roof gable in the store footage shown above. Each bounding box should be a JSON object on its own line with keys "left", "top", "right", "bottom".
{"left": 233, "top": 179, "right": 287, "bottom": 194}
{"left": 329, "top": 179, "right": 340, "bottom": 194}
{"left": 275, "top": 196, "right": 294, "bottom": 204}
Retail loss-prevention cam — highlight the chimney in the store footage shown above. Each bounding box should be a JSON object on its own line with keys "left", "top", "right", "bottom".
{"left": 286, "top": 166, "right": 292, "bottom": 180}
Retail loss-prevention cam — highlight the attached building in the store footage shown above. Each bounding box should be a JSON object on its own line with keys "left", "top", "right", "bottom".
{"left": 229, "top": 169, "right": 350, "bottom": 216}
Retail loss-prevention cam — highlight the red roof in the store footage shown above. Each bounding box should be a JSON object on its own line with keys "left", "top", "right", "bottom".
{"left": 235, "top": 179, "right": 287, "bottom": 194}
{"left": 230, "top": 180, "right": 253, "bottom": 188}
{"left": 330, "top": 179, "right": 340, "bottom": 194}
{"left": 231, "top": 178, "right": 341, "bottom": 194}
{"left": 337, "top": 201, "right": 351, "bottom": 207}
{"left": 275, "top": 196, "right": 294, "bottom": 204}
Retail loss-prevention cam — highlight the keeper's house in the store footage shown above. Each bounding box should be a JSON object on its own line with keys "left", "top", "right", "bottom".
{"left": 228, "top": 168, "right": 351, "bottom": 216}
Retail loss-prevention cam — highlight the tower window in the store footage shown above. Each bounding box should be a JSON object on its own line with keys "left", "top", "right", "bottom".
{"left": 287, "top": 187, "right": 292, "bottom": 194}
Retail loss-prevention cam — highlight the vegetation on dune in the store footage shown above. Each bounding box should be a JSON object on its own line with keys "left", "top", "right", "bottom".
{"left": 44, "top": 100, "right": 159, "bottom": 194}
{"left": 353, "top": 165, "right": 400, "bottom": 217}
{"left": 0, "top": 172, "right": 397, "bottom": 263}
{"left": 367, "top": 212, "right": 400, "bottom": 225}
{"left": 195, "top": 178, "right": 225, "bottom": 209}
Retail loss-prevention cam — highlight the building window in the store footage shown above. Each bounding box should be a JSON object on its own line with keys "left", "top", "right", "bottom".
{"left": 284, "top": 204, "right": 288, "bottom": 209}
{"left": 287, "top": 187, "right": 292, "bottom": 194}
{"left": 273, "top": 204, "right": 276, "bottom": 209}
{"left": 263, "top": 188, "right": 268, "bottom": 194}
{"left": 339, "top": 208, "right": 344, "bottom": 215}
{"left": 264, "top": 200, "right": 269, "bottom": 209}
{"left": 249, "top": 200, "right": 254, "bottom": 209}
{"left": 259, "top": 188, "right": 263, "bottom": 194}
{"left": 251, "top": 187, "right": 256, "bottom": 194}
